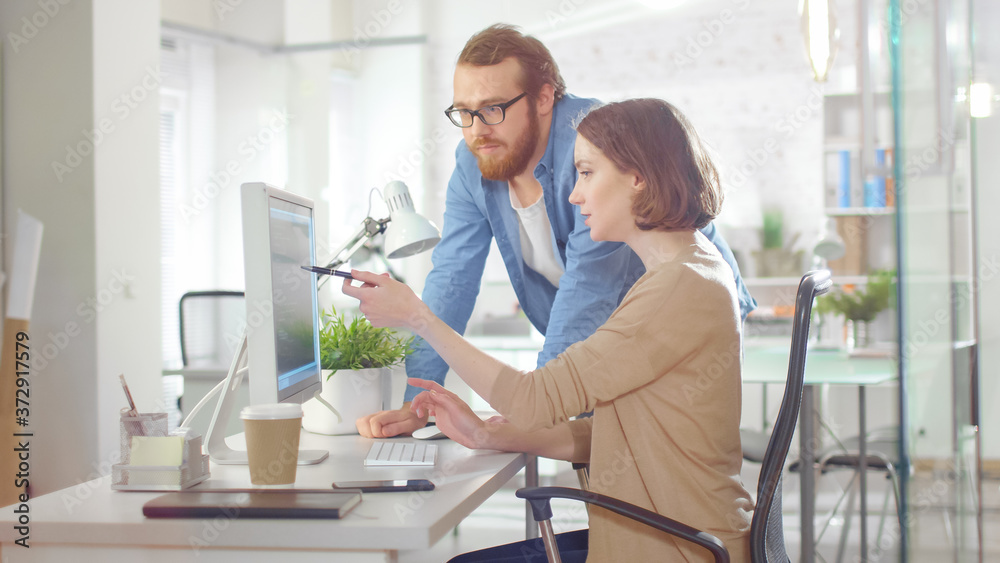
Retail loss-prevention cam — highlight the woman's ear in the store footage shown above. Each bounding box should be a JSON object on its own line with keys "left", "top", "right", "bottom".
{"left": 631, "top": 172, "right": 646, "bottom": 192}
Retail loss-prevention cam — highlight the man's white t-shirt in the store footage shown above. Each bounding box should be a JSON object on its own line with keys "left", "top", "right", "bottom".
{"left": 509, "top": 187, "right": 564, "bottom": 288}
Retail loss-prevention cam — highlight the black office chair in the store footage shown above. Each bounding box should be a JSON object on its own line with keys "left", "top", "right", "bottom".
{"left": 516, "top": 270, "right": 832, "bottom": 563}
{"left": 178, "top": 290, "right": 245, "bottom": 368}
{"left": 812, "top": 426, "right": 901, "bottom": 562}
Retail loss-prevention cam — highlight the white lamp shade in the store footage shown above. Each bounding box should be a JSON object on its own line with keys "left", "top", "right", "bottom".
{"left": 814, "top": 218, "right": 846, "bottom": 260}
{"left": 382, "top": 181, "right": 441, "bottom": 259}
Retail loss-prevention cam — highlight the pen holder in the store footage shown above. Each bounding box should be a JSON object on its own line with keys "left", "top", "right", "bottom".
{"left": 111, "top": 414, "right": 210, "bottom": 491}
{"left": 118, "top": 412, "right": 168, "bottom": 465}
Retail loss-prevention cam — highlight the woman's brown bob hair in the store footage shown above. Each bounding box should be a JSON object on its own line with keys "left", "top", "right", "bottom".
{"left": 575, "top": 98, "right": 722, "bottom": 231}
{"left": 458, "top": 24, "right": 566, "bottom": 102}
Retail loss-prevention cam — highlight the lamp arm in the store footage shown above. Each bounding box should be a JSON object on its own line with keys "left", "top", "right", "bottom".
{"left": 323, "top": 216, "right": 390, "bottom": 270}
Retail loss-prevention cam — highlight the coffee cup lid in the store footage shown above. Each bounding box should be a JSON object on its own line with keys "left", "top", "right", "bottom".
{"left": 240, "top": 403, "right": 303, "bottom": 420}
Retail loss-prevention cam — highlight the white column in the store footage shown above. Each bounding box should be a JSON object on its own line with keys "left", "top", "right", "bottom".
{"left": 0, "top": 0, "right": 161, "bottom": 494}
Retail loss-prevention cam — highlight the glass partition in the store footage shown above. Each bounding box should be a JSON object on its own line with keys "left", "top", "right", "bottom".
{"left": 891, "top": 0, "right": 984, "bottom": 560}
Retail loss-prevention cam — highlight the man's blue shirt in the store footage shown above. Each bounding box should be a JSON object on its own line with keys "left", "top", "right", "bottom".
{"left": 404, "top": 94, "right": 756, "bottom": 402}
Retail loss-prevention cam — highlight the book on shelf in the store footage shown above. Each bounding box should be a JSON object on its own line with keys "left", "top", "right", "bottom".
{"left": 829, "top": 147, "right": 895, "bottom": 209}
{"left": 838, "top": 150, "right": 852, "bottom": 207}
{"left": 864, "top": 148, "right": 888, "bottom": 207}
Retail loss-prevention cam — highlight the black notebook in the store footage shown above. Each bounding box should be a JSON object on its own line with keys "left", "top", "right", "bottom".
{"left": 142, "top": 490, "right": 362, "bottom": 519}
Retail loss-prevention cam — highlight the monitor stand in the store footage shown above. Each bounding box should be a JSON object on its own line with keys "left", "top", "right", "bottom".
{"left": 205, "top": 332, "right": 329, "bottom": 465}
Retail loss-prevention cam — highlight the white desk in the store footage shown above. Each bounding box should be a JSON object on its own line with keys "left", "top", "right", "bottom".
{"left": 744, "top": 344, "right": 897, "bottom": 563}
{"left": 0, "top": 431, "right": 525, "bottom": 562}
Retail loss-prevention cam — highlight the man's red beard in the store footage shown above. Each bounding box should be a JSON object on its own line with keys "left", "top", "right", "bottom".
{"left": 471, "top": 106, "right": 540, "bottom": 181}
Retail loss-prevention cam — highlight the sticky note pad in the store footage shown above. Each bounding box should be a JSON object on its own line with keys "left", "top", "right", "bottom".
{"left": 130, "top": 436, "right": 185, "bottom": 466}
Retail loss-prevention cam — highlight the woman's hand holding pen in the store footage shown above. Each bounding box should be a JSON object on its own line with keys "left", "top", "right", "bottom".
{"left": 341, "top": 270, "right": 433, "bottom": 334}
{"left": 343, "top": 269, "right": 506, "bottom": 407}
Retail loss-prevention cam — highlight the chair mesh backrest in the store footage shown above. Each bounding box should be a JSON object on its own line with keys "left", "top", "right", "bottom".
{"left": 749, "top": 270, "right": 832, "bottom": 563}
{"left": 179, "top": 291, "right": 246, "bottom": 367}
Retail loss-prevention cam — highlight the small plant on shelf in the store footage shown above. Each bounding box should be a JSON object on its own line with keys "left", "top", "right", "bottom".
{"left": 815, "top": 269, "right": 896, "bottom": 348}
{"left": 318, "top": 306, "right": 414, "bottom": 375}
{"left": 816, "top": 269, "right": 895, "bottom": 323}
{"left": 754, "top": 208, "right": 804, "bottom": 277}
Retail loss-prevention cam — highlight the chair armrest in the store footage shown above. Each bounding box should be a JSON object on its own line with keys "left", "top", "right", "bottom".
{"left": 516, "top": 486, "right": 730, "bottom": 563}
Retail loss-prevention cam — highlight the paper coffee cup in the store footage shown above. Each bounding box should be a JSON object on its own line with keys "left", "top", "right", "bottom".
{"left": 240, "top": 403, "right": 303, "bottom": 485}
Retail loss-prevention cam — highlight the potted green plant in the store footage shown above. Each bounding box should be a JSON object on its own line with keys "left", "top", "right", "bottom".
{"left": 815, "top": 269, "right": 895, "bottom": 350}
{"left": 752, "top": 208, "right": 805, "bottom": 277}
{"left": 302, "top": 306, "right": 414, "bottom": 435}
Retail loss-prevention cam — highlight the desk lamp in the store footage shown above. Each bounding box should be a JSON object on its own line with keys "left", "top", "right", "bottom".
{"left": 323, "top": 181, "right": 440, "bottom": 278}
{"left": 813, "top": 217, "right": 846, "bottom": 268}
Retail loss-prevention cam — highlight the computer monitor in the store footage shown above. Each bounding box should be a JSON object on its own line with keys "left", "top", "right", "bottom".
{"left": 240, "top": 182, "right": 323, "bottom": 406}
{"left": 205, "top": 182, "right": 328, "bottom": 464}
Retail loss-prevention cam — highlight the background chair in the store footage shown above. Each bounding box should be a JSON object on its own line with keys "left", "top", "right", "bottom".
{"left": 812, "top": 426, "right": 901, "bottom": 563}
{"left": 516, "top": 270, "right": 832, "bottom": 563}
{"left": 174, "top": 290, "right": 246, "bottom": 435}
{"left": 179, "top": 290, "right": 245, "bottom": 368}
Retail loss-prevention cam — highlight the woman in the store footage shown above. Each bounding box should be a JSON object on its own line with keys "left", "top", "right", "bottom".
{"left": 343, "top": 98, "right": 753, "bottom": 562}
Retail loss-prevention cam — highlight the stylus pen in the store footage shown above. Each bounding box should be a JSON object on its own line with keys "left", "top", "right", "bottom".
{"left": 301, "top": 265, "right": 354, "bottom": 280}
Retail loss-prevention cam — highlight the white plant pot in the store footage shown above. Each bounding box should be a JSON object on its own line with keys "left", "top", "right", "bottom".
{"left": 302, "top": 367, "right": 389, "bottom": 435}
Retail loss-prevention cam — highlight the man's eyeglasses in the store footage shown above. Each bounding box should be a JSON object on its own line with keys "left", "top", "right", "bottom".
{"left": 444, "top": 93, "right": 527, "bottom": 128}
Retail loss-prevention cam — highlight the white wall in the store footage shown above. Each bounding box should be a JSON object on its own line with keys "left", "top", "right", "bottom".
{"left": 92, "top": 0, "right": 163, "bottom": 473}
{"left": 2, "top": 0, "right": 98, "bottom": 496}
{"left": 1, "top": 0, "right": 161, "bottom": 494}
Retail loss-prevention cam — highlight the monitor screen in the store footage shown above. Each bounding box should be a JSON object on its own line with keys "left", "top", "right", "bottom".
{"left": 241, "top": 183, "right": 323, "bottom": 406}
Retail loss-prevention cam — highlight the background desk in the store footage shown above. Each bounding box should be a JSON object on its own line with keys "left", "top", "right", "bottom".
{"left": 744, "top": 345, "right": 896, "bottom": 563}
{"left": 162, "top": 367, "right": 245, "bottom": 438}
{"left": 0, "top": 432, "right": 525, "bottom": 562}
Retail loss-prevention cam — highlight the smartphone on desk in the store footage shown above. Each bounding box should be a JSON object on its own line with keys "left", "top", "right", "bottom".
{"left": 332, "top": 479, "right": 435, "bottom": 493}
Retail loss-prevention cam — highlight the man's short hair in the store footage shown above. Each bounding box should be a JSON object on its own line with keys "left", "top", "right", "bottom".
{"left": 458, "top": 23, "right": 566, "bottom": 102}
{"left": 576, "top": 98, "right": 722, "bottom": 231}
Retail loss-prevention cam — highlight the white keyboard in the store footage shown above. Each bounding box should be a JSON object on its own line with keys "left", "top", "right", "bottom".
{"left": 364, "top": 442, "right": 438, "bottom": 467}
